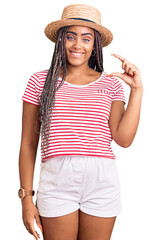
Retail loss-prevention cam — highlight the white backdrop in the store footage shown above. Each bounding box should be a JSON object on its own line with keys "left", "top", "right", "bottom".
{"left": 0, "top": 0, "right": 161, "bottom": 239}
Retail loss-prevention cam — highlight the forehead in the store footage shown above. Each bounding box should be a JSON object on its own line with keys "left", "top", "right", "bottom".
{"left": 67, "top": 25, "right": 94, "bottom": 35}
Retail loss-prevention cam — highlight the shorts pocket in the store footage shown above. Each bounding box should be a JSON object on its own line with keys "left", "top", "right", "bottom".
{"left": 37, "top": 159, "right": 60, "bottom": 193}
{"left": 99, "top": 159, "right": 120, "bottom": 187}
{"left": 106, "top": 162, "right": 121, "bottom": 188}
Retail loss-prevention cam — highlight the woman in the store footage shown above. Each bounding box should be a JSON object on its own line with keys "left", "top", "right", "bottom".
{"left": 18, "top": 4, "right": 143, "bottom": 240}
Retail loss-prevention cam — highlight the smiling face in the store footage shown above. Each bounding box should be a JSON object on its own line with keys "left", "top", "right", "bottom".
{"left": 65, "top": 25, "right": 95, "bottom": 68}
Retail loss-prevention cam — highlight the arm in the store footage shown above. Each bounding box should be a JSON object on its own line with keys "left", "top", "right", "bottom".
{"left": 18, "top": 101, "right": 42, "bottom": 239}
{"left": 19, "top": 101, "right": 40, "bottom": 200}
{"left": 109, "top": 87, "right": 143, "bottom": 147}
{"left": 108, "top": 53, "right": 143, "bottom": 148}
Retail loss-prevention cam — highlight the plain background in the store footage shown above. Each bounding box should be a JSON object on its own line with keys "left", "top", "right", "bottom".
{"left": 0, "top": 0, "right": 161, "bottom": 239}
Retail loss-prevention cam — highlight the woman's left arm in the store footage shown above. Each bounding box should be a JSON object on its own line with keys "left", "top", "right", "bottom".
{"left": 109, "top": 54, "right": 143, "bottom": 147}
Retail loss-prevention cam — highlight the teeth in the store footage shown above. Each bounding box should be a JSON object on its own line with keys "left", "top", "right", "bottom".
{"left": 71, "top": 52, "right": 83, "bottom": 56}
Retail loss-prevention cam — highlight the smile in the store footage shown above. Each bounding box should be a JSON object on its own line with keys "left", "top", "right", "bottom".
{"left": 69, "top": 51, "right": 85, "bottom": 58}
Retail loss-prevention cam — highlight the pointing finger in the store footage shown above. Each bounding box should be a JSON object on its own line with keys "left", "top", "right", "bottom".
{"left": 111, "top": 54, "right": 137, "bottom": 67}
{"left": 111, "top": 54, "right": 126, "bottom": 61}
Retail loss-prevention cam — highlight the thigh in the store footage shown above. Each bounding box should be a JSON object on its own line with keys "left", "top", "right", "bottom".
{"left": 80, "top": 156, "right": 122, "bottom": 218}
{"left": 78, "top": 211, "right": 116, "bottom": 240}
{"left": 40, "top": 209, "right": 79, "bottom": 240}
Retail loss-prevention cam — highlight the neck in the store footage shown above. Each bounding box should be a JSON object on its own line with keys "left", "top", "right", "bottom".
{"left": 60, "top": 63, "right": 92, "bottom": 77}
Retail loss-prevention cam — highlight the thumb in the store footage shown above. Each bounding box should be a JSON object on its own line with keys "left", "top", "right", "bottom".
{"left": 110, "top": 72, "right": 124, "bottom": 79}
{"left": 35, "top": 213, "right": 43, "bottom": 233}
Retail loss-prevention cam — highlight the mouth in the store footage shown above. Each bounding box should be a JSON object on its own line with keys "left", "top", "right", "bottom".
{"left": 69, "top": 51, "right": 85, "bottom": 58}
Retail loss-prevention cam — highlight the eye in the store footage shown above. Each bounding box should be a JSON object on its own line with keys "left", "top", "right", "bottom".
{"left": 67, "top": 36, "right": 75, "bottom": 40}
{"left": 83, "top": 39, "right": 90, "bottom": 42}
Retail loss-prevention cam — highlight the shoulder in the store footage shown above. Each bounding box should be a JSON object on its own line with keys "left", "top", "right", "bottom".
{"left": 32, "top": 69, "right": 49, "bottom": 80}
{"left": 29, "top": 69, "right": 49, "bottom": 87}
{"left": 103, "top": 71, "right": 124, "bottom": 89}
{"left": 101, "top": 71, "right": 117, "bottom": 88}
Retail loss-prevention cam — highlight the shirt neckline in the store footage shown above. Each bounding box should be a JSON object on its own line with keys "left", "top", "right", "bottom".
{"left": 58, "top": 71, "right": 105, "bottom": 88}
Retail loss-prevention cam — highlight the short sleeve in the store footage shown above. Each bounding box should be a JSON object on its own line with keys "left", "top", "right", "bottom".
{"left": 112, "top": 78, "right": 126, "bottom": 105}
{"left": 21, "top": 73, "right": 40, "bottom": 106}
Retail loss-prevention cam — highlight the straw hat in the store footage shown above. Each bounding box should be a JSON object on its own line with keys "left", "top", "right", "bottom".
{"left": 44, "top": 4, "right": 113, "bottom": 47}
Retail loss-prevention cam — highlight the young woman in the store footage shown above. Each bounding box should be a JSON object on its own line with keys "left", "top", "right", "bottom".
{"left": 18, "top": 4, "right": 143, "bottom": 240}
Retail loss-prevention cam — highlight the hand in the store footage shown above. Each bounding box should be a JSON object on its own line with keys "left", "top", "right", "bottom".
{"left": 22, "top": 199, "right": 43, "bottom": 240}
{"left": 110, "top": 54, "right": 143, "bottom": 90}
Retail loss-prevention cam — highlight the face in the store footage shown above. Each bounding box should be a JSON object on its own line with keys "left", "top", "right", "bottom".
{"left": 65, "top": 25, "right": 95, "bottom": 67}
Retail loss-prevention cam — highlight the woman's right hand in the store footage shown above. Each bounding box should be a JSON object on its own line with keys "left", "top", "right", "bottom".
{"left": 22, "top": 197, "right": 43, "bottom": 240}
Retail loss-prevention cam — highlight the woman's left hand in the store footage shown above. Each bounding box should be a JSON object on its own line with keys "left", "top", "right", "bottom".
{"left": 110, "top": 54, "right": 143, "bottom": 90}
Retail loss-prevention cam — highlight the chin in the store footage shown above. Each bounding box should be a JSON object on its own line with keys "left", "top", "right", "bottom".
{"left": 68, "top": 62, "right": 85, "bottom": 67}
{"left": 66, "top": 59, "right": 87, "bottom": 67}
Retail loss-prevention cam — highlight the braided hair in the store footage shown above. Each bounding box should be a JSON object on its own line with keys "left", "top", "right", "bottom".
{"left": 36, "top": 26, "right": 104, "bottom": 157}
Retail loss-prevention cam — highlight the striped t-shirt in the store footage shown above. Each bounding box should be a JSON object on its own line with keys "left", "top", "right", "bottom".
{"left": 22, "top": 70, "right": 126, "bottom": 162}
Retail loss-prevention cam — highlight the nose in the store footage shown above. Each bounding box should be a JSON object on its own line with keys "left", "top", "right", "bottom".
{"left": 72, "top": 38, "right": 82, "bottom": 50}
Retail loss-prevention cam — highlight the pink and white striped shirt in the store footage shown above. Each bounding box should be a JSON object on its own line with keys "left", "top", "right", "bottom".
{"left": 22, "top": 70, "right": 126, "bottom": 162}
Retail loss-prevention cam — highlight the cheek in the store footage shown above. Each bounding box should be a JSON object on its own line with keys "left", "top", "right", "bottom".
{"left": 65, "top": 37, "right": 75, "bottom": 50}
{"left": 65, "top": 40, "right": 71, "bottom": 51}
{"left": 85, "top": 45, "right": 93, "bottom": 56}
{"left": 85, "top": 41, "right": 94, "bottom": 52}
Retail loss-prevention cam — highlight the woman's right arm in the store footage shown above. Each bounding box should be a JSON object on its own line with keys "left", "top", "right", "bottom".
{"left": 18, "top": 101, "right": 43, "bottom": 240}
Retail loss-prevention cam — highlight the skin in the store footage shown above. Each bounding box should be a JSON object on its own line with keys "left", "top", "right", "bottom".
{"left": 59, "top": 25, "right": 102, "bottom": 84}
{"left": 109, "top": 54, "right": 143, "bottom": 147}
{"left": 19, "top": 25, "right": 143, "bottom": 240}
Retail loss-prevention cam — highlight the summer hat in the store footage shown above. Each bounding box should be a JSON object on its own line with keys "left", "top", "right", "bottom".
{"left": 44, "top": 4, "right": 113, "bottom": 47}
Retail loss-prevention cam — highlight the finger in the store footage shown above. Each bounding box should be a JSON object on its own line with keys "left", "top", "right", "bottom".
{"left": 128, "top": 68, "right": 134, "bottom": 76}
{"left": 110, "top": 72, "right": 124, "bottom": 79}
{"left": 111, "top": 54, "right": 126, "bottom": 62}
{"left": 27, "top": 221, "right": 40, "bottom": 240}
{"left": 31, "top": 228, "right": 40, "bottom": 240}
{"left": 35, "top": 231, "right": 41, "bottom": 239}
{"left": 124, "top": 61, "right": 137, "bottom": 71}
{"left": 122, "top": 60, "right": 129, "bottom": 70}
{"left": 125, "top": 64, "right": 135, "bottom": 74}
{"left": 112, "top": 54, "right": 136, "bottom": 68}
{"left": 129, "top": 68, "right": 140, "bottom": 78}
{"left": 35, "top": 213, "right": 43, "bottom": 233}
{"left": 24, "top": 223, "right": 30, "bottom": 233}
{"left": 125, "top": 64, "right": 129, "bottom": 73}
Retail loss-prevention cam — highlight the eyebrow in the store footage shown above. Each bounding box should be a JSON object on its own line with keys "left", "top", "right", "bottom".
{"left": 67, "top": 31, "right": 93, "bottom": 37}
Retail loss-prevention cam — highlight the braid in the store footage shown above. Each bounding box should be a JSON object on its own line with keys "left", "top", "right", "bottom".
{"left": 36, "top": 26, "right": 69, "bottom": 157}
{"left": 95, "top": 30, "right": 103, "bottom": 71}
{"left": 88, "top": 29, "right": 103, "bottom": 72}
{"left": 35, "top": 26, "right": 104, "bottom": 158}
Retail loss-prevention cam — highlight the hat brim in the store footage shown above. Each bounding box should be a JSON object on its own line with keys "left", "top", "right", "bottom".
{"left": 44, "top": 19, "right": 113, "bottom": 47}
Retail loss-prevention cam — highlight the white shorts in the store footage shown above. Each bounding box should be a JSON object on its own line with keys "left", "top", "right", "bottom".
{"left": 35, "top": 155, "right": 122, "bottom": 218}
